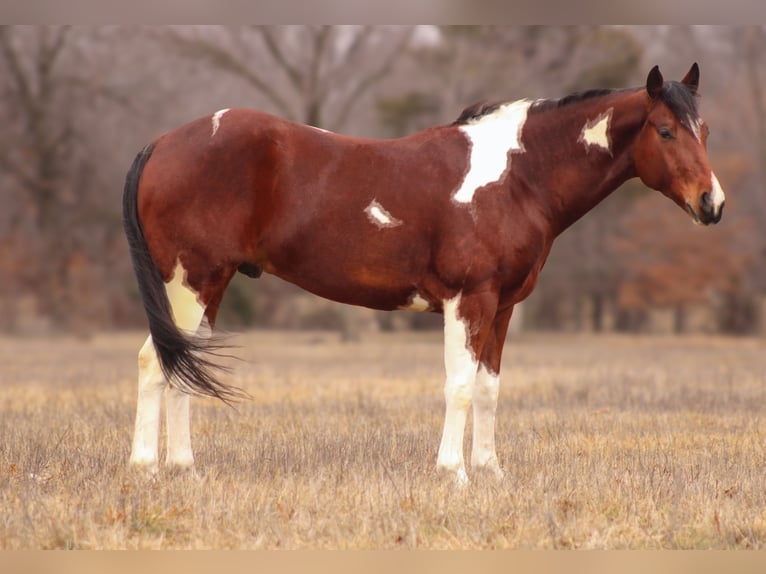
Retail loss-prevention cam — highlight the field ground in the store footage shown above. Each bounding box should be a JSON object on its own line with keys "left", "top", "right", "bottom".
{"left": 2, "top": 329, "right": 766, "bottom": 549}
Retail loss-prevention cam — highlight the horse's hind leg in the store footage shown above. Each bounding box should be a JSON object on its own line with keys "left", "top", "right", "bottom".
{"left": 164, "top": 317, "right": 213, "bottom": 469}
{"left": 130, "top": 334, "right": 167, "bottom": 472}
{"left": 130, "top": 260, "right": 208, "bottom": 472}
{"left": 165, "top": 386, "right": 194, "bottom": 469}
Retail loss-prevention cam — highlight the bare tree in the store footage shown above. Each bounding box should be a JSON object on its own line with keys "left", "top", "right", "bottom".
{"left": 0, "top": 26, "right": 134, "bottom": 330}
{"left": 159, "top": 26, "right": 416, "bottom": 131}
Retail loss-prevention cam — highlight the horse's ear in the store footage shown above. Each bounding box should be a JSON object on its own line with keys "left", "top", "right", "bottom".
{"left": 646, "top": 65, "right": 663, "bottom": 100}
{"left": 681, "top": 62, "right": 700, "bottom": 93}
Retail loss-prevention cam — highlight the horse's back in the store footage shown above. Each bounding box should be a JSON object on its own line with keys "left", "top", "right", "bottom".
{"left": 134, "top": 108, "right": 490, "bottom": 309}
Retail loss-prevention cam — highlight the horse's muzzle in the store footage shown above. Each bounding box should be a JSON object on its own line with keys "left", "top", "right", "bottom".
{"left": 698, "top": 190, "right": 724, "bottom": 225}
{"left": 686, "top": 190, "right": 724, "bottom": 226}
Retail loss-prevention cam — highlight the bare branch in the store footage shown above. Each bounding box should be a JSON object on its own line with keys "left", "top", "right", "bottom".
{"left": 163, "top": 29, "right": 296, "bottom": 118}
{"left": 0, "top": 152, "right": 46, "bottom": 195}
{"left": 256, "top": 26, "right": 303, "bottom": 89}
{"left": 341, "top": 26, "right": 374, "bottom": 66}
{"left": 330, "top": 27, "right": 416, "bottom": 131}
{"left": 0, "top": 27, "right": 35, "bottom": 116}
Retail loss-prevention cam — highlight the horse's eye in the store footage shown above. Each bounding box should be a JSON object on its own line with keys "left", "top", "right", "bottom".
{"left": 658, "top": 126, "right": 674, "bottom": 140}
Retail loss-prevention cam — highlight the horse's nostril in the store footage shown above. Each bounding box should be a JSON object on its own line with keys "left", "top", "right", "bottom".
{"left": 701, "top": 191, "right": 711, "bottom": 206}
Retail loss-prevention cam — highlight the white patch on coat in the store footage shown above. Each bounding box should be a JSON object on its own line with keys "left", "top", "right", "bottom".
{"left": 399, "top": 292, "right": 430, "bottom": 312}
{"left": 165, "top": 260, "right": 206, "bottom": 332}
{"left": 437, "top": 293, "right": 478, "bottom": 484}
{"left": 364, "top": 199, "right": 403, "bottom": 229}
{"left": 211, "top": 108, "right": 230, "bottom": 137}
{"left": 453, "top": 99, "right": 532, "bottom": 204}
{"left": 579, "top": 107, "right": 613, "bottom": 155}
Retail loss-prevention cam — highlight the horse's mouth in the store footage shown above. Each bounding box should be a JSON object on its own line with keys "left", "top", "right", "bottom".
{"left": 685, "top": 202, "right": 703, "bottom": 225}
{"left": 686, "top": 200, "right": 724, "bottom": 226}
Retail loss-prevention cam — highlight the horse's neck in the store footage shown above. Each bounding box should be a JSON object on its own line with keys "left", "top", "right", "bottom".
{"left": 531, "top": 91, "right": 647, "bottom": 235}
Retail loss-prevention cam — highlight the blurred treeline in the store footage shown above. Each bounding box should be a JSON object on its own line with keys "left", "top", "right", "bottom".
{"left": 1, "top": 25, "right": 764, "bottom": 336}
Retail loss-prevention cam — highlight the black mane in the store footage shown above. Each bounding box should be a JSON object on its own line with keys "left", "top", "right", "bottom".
{"left": 452, "top": 82, "right": 700, "bottom": 131}
{"left": 658, "top": 80, "right": 700, "bottom": 133}
{"left": 531, "top": 88, "right": 622, "bottom": 113}
{"left": 451, "top": 101, "right": 505, "bottom": 125}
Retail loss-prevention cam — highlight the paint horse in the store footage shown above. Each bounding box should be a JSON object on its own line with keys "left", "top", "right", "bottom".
{"left": 123, "top": 64, "right": 724, "bottom": 483}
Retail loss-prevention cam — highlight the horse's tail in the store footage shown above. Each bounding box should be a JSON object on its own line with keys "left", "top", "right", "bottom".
{"left": 122, "top": 143, "right": 243, "bottom": 404}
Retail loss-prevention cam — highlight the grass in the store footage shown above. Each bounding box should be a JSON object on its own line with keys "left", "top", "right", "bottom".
{"left": 1, "top": 329, "right": 766, "bottom": 548}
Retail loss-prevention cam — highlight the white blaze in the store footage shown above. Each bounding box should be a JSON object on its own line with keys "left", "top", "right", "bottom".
{"left": 579, "top": 107, "right": 613, "bottom": 155}
{"left": 710, "top": 172, "right": 725, "bottom": 208}
{"left": 364, "top": 199, "right": 402, "bottom": 229}
{"left": 453, "top": 100, "right": 532, "bottom": 204}
{"left": 211, "top": 108, "right": 230, "bottom": 137}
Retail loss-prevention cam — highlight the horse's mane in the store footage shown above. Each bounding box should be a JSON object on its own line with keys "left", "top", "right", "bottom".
{"left": 656, "top": 81, "right": 701, "bottom": 133}
{"left": 451, "top": 101, "right": 505, "bottom": 125}
{"left": 452, "top": 82, "right": 700, "bottom": 132}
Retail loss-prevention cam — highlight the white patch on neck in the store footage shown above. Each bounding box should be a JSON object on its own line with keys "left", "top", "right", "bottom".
{"left": 453, "top": 100, "right": 532, "bottom": 204}
{"left": 579, "top": 107, "right": 613, "bottom": 155}
{"left": 211, "top": 108, "right": 230, "bottom": 137}
{"left": 364, "top": 199, "right": 402, "bottom": 229}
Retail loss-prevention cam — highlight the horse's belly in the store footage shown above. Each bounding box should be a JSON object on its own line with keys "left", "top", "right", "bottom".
{"left": 268, "top": 265, "right": 421, "bottom": 312}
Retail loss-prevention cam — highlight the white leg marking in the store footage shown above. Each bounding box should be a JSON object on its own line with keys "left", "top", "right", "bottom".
{"left": 399, "top": 292, "right": 430, "bottom": 312}
{"left": 165, "top": 388, "right": 194, "bottom": 468}
{"left": 211, "top": 108, "right": 230, "bottom": 137}
{"left": 437, "top": 293, "right": 478, "bottom": 484}
{"left": 164, "top": 261, "right": 206, "bottom": 467}
{"left": 579, "top": 107, "right": 613, "bottom": 155}
{"left": 471, "top": 364, "right": 503, "bottom": 479}
{"left": 130, "top": 260, "right": 207, "bottom": 471}
{"left": 710, "top": 172, "right": 725, "bottom": 208}
{"left": 364, "top": 199, "right": 403, "bottom": 229}
{"left": 130, "top": 335, "right": 165, "bottom": 472}
{"left": 453, "top": 100, "right": 532, "bottom": 204}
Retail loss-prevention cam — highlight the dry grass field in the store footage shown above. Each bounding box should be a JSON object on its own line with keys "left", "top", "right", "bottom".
{"left": 2, "top": 329, "right": 766, "bottom": 549}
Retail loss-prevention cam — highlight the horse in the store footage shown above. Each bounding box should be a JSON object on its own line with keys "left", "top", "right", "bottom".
{"left": 122, "top": 63, "right": 725, "bottom": 483}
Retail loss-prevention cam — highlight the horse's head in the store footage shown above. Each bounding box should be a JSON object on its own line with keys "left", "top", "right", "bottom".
{"left": 633, "top": 63, "right": 724, "bottom": 225}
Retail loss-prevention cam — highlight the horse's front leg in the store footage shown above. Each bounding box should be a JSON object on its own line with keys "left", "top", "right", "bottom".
{"left": 471, "top": 306, "right": 514, "bottom": 481}
{"left": 436, "top": 290, "right": 497, "bottom": 484}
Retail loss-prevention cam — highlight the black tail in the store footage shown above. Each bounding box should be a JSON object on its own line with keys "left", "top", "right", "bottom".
{"left": 122, "top": 143, "right": 244, "bottom": 404}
